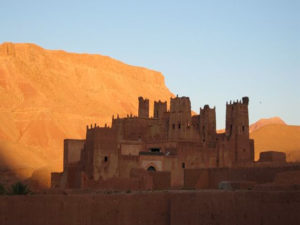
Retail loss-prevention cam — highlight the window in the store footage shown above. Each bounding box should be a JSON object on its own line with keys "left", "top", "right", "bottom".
{"left": 104, "top": 156, "right": 108, "bottom": 162}
{"left": 242, "top": 126, "right": 245, "bottom": 132}
{"left": 150, "top": 148, "right": 160, "bottom": 152}
{"left": 182, "top": 162, "right": 185, "bottom": 169}
{"left": 178, "top": 123, "right": 181, "bottom": 129}
{"left": 172, "top": 124, "right": 175, "bottom": 129}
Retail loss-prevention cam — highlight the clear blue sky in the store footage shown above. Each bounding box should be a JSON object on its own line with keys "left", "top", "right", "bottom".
{"left": 1, "top": 0, "right": 299, "bottom": 128}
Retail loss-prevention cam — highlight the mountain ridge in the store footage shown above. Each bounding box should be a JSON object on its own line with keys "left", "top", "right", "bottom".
{"left": 0, "top": 42, "right": 174, "bottom": 179}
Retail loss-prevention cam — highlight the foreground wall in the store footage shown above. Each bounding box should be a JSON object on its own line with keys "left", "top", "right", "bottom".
{"left": 0, "top": 191, "right": 300, "bottom": 225}
{"left": 184, "top": 165, "right": 300, "bottom": 189}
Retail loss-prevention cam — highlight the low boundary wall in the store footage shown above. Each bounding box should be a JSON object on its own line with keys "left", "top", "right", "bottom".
{"left": 184, "top": 165, "right": 300, "bottom": 189}
{"left": 0, "top": 191, "right": 299, "bottom": 225}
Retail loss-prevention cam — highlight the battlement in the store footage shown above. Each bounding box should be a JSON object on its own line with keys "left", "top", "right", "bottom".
{"left": 138, "top": 96, "right": 149, "bottom": 118}
{"left": 86, "top": 123, "right": 115, "bottom": 141}
{"left": 154, "top": 100, "right": 167, "bottom": 119}
{"left": 200, "top": 104, "right": 215, "bottom": 111}
{"left": 200, "top": 104, "right": 216, "bottom": 143}
{"left": 170, "top": 96, "right": 191, "bottom": 113}
{"left": 225, "top": 96, "right": 249, "bottom": 137}
{"left": 226, "top": 96, "right": 249, "bottom": 106}
{"left": 86, "top": 123, "right": 111, "bottom": 131}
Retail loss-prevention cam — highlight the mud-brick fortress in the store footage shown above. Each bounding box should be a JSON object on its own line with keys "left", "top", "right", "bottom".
{"left": 52, "top": 96, "right": 258, "bottom": 189}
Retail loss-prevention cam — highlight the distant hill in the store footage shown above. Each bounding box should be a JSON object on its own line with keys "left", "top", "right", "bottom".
{"left": 250, "top": 124, "right": 300, "bottom": 162}
{"left": 217, "top": 117, "right": 300, "bottom": 162}
{"left": 250, "top": 117, "right": 286, "bottom": 133}
{"left": 0, "top": 42, "right": 174, "bottom": 181}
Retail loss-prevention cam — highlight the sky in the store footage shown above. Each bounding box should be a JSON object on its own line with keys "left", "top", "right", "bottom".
{"left": 0, "top": 0, "right": 299, "bottom": 128}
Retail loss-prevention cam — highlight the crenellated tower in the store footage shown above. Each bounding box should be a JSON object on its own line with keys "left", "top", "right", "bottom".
{"left": 82, "top": 125, "right": 119, "bottom": 181}
{"left": 225, "top": 97, "right": 254, "bottom": 164}
{"left": 199, "top": 105, "right": 216, "bottom": 144}
{"left": 168, "top": 96, "right": 192, "bottom": 139}
{"left": 138, "top": 97, "right": 149, "bottom": 118}
{"left": 225, "top": 97, "right": 249, "bottom": 137}
{"left": 154, "top": 100, "right": 167, "bottom": 119}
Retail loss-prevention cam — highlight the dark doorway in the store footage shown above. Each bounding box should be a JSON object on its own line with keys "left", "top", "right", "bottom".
{"left": 147, "top": 166, "right": 156, "bottom": 172}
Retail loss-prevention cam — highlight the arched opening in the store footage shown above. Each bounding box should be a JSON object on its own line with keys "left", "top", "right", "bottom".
{"left": 147, "top": 166, "right": 156, "bottom": 172}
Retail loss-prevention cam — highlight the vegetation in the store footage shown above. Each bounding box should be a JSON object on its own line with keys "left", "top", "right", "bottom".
{"left": 9, "top": 182, "right": 31, "bottom": 195}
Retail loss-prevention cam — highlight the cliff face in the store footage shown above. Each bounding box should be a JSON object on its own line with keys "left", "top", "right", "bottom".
{"left": 0, "top": 42, "right": 174, "bottom": 177}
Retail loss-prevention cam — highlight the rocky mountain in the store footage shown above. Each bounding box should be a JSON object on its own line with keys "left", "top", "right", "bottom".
{"left": 0, "top": 42, "right": 174, "bottom": 182}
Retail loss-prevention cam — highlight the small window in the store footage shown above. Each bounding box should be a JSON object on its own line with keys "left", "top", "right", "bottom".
{"left": 178, "top": 123, "right": 181, "bottom": 129}
{"left": 104, "top": 156, "right": 108, "bottom": 162}
{"left": 182, "top": 162, "right": 185, "bottom": 169}
{"left": 172, "top": 124, "right": 175, "bottom": 129}
{"left": 150, "top": 148, "right": 160, "bottom": 152}
{"left": 242, "top": 126, "right": 245, "bottom": 132}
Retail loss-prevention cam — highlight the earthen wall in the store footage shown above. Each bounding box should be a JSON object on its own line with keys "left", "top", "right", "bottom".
{"left": 63, "top": 139, "right": 85, "bottom": 170}
{"left": 184, "top": 165, "right": 300, "bottom": 189}
{"left": 0, "top": 191, "right": 299, "bottom": 225}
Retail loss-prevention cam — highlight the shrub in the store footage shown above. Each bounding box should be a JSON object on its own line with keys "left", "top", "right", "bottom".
{"left": 10, "top": 182, "right": 30, "bottom": 195}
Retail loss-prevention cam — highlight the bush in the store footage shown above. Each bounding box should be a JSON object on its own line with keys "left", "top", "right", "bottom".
{"left": 10, "top": 182, "right": 30, "bottom": 195}
{"left": 0, "top": 183, "right": 5, "bottom": 195}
